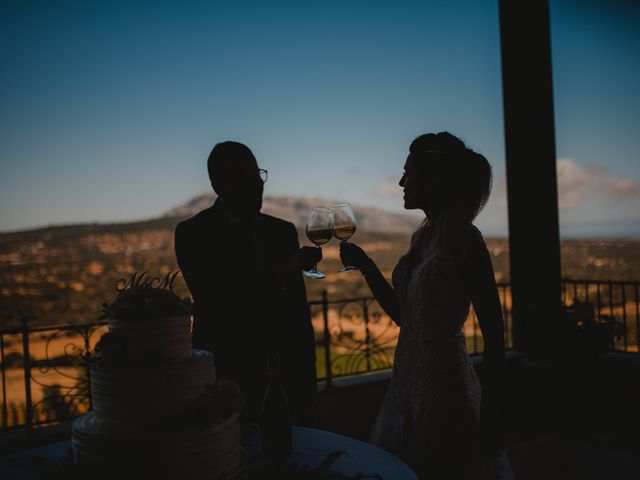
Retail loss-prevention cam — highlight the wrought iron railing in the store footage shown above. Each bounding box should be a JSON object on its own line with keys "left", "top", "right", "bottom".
{"left": 0, "top": 319, "right": 107, "bottom": 434}
{"left": 561, "top": 279, "right": 640, "bottom": 353}
{"left": 2, "top": 279, "right": 639, "bottom": 433}
{"left": 309, "top": 282, "right": 514, "bottom": 386}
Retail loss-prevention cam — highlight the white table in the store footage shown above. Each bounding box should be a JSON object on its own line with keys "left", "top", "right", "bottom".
{"left": 1, "top": 426, "right": 417, "bottom": 480}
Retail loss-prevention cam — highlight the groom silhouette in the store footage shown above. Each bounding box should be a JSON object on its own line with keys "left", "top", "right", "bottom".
{"left": 174, "top": 141, "right": 319, "bottom": 425}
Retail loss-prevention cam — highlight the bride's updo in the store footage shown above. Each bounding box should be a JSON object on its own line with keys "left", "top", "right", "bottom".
{"left": 409, "top": 132, "right": 492, "bottom": 256}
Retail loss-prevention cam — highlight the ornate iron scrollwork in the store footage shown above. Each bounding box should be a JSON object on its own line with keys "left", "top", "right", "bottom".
{"left": 29, "top": 324, "right": 106, "bottom": 425}
{"left": 328, "top": 299, "right": 399, "bottom": 378}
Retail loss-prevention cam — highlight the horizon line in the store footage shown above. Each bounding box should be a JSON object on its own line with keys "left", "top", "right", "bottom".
{"left": 2, "top": 215, "right": 639, "bottom": 241}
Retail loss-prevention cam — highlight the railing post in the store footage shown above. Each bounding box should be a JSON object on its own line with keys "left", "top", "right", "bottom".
{"left": 608, "top": 283, "right": 615, "bottom": 350}
{"left": 21, "top": 317, "right": 33, "bottom": 434}
{"left": 635, "top": 284, "right": 640, "bottom": 353}
{"left": 501, "top": 285, "right": 509, "bottom": 348}
{"left": 321, "top": 291, "right": 332, "bottom": 389}
{"left": 584, "top": 282, "right": 590, "bottom": 303}
{"left": 1, "top": 333, "right": 8, "bottom": 431}
{"left": 363, "top": 300, "right": 371, "bottom": 372}
{"left": 83, "top": 326, "right": 93, "bottom": 410}
{"left": 621, "top": 286, "right": 628, "bottom": 351}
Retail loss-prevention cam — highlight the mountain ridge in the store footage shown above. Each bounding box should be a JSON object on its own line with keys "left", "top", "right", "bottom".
{"left": 163, "top": 192, "right": 423, "bottom": 234}
{"left": 0, "top": 193, "right": 423, "bottom": 240}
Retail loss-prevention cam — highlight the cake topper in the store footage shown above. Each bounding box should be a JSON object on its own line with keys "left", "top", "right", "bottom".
{"left": 115, "top": 271, "right": 181, "bottom": 292}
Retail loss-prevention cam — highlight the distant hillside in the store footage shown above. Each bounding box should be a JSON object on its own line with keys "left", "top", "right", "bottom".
{"left": 164, "top": 192, "right": 423, "bottom": 234}
{"left": 3, "top": 199, "right": 640, "bottom": 328}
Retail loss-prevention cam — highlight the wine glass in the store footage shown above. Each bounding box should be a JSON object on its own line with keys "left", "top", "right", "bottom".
{"left": 304, "top": 207, "right": 334, "bottom": 279}
{"left": 332, "top": 203, "right": 357, "bottom": 272}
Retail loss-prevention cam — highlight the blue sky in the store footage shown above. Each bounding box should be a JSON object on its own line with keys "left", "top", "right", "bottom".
{"left": 1, "top": 0, "right": 639, "bottom": 237}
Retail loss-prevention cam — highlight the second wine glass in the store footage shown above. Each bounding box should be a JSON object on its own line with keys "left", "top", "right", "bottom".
{"left": 304, "top": 207, "right": 334, "bottom": 279}
{"left": 332, "top": 203, "right": 357, "bottom": 272}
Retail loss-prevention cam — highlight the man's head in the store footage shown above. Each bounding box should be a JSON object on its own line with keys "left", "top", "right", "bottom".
{"left": 207, "top": 141, "right": 264, "bottom": 217}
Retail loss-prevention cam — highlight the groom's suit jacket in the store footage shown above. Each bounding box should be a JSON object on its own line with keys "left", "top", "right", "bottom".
{"left": 174, "top": 200, "right": 316, "bottom": 419}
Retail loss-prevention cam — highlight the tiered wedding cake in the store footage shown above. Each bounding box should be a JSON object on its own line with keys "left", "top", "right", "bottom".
{"left": 72, "top": 278, "right": 243, "bottom": 479}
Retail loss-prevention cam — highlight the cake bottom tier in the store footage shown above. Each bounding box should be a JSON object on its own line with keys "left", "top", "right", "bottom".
{"left": 72, "top": 411, "right": 241, "bottom": 480}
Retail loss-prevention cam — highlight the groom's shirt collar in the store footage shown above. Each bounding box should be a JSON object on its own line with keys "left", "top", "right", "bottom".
{"left": 212, "top": 198, "right": 263, "bottom": 225}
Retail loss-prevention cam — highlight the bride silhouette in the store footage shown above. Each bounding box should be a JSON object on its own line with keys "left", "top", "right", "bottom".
{"left": 340, "top": 132, "right": 514, "bottom": 479}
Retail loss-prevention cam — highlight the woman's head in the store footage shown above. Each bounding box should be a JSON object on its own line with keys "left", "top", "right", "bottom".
{"left": 400, "top": 132, "right": 491, "bottom": 222}
{"left": 400, "top": 132, "right": 492, "bottom": 252}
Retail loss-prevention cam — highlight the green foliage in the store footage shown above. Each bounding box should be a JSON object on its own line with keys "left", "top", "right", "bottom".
{"left": 0, "top": 401, "right": 27, "bottom": 428}
{"left": 558, "top": 298, "right": 627, "bottom": 360}
{"left": 39, "top": 384, "right": 75, "bottom": 422}
{"left": 1, "top": 351, "right": 28, "bottom": 368}
{"left": 102, "top": 284, "right": 192, "bottom": 321}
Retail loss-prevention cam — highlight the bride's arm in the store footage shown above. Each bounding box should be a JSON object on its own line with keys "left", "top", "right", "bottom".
{"left": 470, "top": 234, "right": 506, "bottom": 458}
{"left": 339, "top": 242, "right": 401, "bottom": 325}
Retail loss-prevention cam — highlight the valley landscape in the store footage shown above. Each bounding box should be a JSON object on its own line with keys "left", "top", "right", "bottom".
{"left": 1, "top": 194, "right": 639, "bottom": 428}
{"left": 1, "top": 193, "right": 638, "bottom": 329}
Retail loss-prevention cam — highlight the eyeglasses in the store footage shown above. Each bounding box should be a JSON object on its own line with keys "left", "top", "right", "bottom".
{"left": 258, "top": 168, "right": 268, "bottom": 183}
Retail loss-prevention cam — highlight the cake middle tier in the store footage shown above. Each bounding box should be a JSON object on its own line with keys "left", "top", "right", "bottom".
{"left": 91, "top": 349, "right": 215, "bottom": 422}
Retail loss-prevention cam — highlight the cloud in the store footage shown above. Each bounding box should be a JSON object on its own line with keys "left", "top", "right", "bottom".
{"left": 556, "top": 158, "right": 599, "bottom": 208}
{"left": 374, "top": 177, "right": 401, "bottom": 196}
{"left": 599, "top": 175, "right": 640, "bottom": 196}
{"left": 372, "top": 159, "right": 640, "bottom": 211}
{"left": 492, "top": 174, "right": 507, "bottom": 208}
{"left": 482, "top": 159, "right": 598, "bottom": 210}
{"left": 556, "top": 157, "right": 640, "bottom": 209}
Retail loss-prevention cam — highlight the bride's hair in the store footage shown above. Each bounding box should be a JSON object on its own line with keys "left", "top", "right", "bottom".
{"left": 409, "top": 132, "right": 492, "bottom": 256}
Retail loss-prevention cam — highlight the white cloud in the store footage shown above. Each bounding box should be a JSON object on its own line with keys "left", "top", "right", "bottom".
{"left": 371, "top": 159, "right": 640, "bottom": 212}
{"left": 492, "top": 174, "right": 508, "bottom": 208}
{"left": 599, "top": 176, "right": 640, "bottom": 196}
{"left": 374, "top": 177, "right": 402, "bottom": 196}
{"left": 556, "top": 157, "right": 640, "bottom": 209}
{"left": 556, "top": 157, "right": 600, "bottom": 208}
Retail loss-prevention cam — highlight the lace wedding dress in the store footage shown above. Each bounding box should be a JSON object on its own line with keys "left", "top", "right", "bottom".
{"left": 370, "top": 226, "right": 513, "bottom": 479}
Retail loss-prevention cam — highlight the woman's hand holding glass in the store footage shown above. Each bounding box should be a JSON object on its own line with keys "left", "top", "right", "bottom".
{"left": 338, "top": 242, "right": 372, "bottom": 274}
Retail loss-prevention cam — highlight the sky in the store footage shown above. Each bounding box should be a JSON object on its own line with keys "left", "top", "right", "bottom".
{"left": 1, "top": 0, "right": 639, "bottom": 237}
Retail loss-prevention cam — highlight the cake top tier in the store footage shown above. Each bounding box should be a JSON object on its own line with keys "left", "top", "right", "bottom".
{"left": 97, "top": 274, "right": 194, "bottom": 360}
{"left": 103, "top": 281, "right": 192, "bottom": 322}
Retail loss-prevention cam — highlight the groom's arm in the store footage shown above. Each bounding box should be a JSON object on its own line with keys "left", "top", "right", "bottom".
{"left": 280, "top": 223, "right": 316, "bottom": 370}
{"left": 279, "top": 223, "right": 318, "bottom": 416}
{"left": 174, "top": 221, "right": 212, "bottom": 302}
